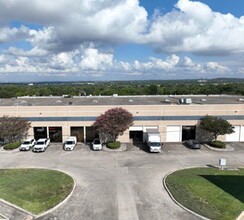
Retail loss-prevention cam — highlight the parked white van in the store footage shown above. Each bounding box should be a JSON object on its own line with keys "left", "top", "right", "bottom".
{"left": 92, "top": 138, "right": 102, "bottom": 151}
{"left": 64, "top": 136, "right": 77, "bottom": 151}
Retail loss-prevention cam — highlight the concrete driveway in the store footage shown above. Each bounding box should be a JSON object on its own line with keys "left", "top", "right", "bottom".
{"left": 0, "top": 142, "right": 244, "bottom": 220}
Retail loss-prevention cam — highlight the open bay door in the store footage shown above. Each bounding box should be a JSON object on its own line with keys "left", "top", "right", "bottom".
{"left": 129, "top": 126, "right": 143, "bottom": 142}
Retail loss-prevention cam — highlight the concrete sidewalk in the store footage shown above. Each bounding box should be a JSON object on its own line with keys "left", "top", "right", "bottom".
{"left": 0, "top": 200, "right": 34, "bottom": 220}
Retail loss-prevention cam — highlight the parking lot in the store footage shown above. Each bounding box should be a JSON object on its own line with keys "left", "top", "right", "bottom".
{"left": 0, "top": 142, "right": 244, "bottom": 220}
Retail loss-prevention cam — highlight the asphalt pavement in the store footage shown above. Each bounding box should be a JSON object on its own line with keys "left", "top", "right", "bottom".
{"left": 0, "top": 142, "right": 244, "bottom": 220}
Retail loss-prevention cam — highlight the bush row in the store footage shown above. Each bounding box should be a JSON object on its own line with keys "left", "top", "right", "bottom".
{"left": 3, "top": 141, "right": 21, "bottom": 150}
{"left": 107, "top": 141, "right": 121, "bottom": 149}
{"left": 209, "top": 140, "right": 226, "bottom": 149}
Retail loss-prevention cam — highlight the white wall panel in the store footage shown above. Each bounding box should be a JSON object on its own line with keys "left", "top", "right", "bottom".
{"left": 166, "top": 126, "right": 181, "bottom": 142}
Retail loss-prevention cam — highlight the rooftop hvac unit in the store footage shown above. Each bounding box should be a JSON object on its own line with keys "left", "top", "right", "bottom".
{"left": 179, "top": 98, "right": 192, "bottom": 104}
{"left": 185, "top": 98, "right": 192, "bottom": 104}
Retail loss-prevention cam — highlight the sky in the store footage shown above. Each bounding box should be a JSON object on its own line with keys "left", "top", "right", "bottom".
{"left": 0, "top": 0, "right": 244, "bottom": 82}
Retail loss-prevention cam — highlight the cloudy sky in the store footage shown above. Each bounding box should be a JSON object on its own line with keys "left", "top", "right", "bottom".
{"left": 0, "top": 0, "right": 244, "bottom": 82}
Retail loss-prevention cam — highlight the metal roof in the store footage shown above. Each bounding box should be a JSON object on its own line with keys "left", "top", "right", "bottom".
{"left": 0, "top": 95, "right": 243, "bottom": 106}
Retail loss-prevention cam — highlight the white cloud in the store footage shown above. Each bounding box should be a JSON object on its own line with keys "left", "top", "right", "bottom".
{"left": 0, "top": 54, "right": 6, "bottom": 63}
{"left": 0, "top": 0, "right": 244, "bottom": 56}
{"left": 6, "top": 47, "right": 48, "bottom": 57}
{"left": 146, "top": 0, "right": 244, "bottom": 55}
{"left": 0, "top": 0, "right": 147, "bottom": 51}
{"left": 0, "top": 46, "right": 231, "bottom": 79}
{"left": 0, "top": 0, "right": 243, "bottom": 80}
{"left": 80, "top": 48, "right": 113, "bottom": 70}
{"left": 205, "top": 62, "right": 230, "bottom": 73}
{"left": 0, "top": 26, "right": 31, "bottom": 43}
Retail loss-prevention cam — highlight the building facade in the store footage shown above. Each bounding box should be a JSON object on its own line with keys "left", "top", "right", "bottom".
{"left": 0, "top": 95, "right": 244, "bottom": 143}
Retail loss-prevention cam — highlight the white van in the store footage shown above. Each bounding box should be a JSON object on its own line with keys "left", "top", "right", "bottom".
{"left": 92, "top": 138, "right": 102, "bottom": 151}
{"left": 64, "top": 136, "right": 77, "bottom": 151}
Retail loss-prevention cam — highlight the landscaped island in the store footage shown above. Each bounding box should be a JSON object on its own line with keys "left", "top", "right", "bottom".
{"left": 0, "top": 169, "right": 74, "bottom": 214}
{"left": 165, "top": 168, "right": 244, "bottom": 220}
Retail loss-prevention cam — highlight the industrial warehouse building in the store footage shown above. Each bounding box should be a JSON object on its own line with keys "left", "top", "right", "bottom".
{"left": 0, "top": 95, "right": 244, "bottom": 143}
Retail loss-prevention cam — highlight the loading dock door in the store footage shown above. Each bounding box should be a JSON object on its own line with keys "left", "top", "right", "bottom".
{"left": 129, "top": 131, "right": 143, "bottom": 142}
{"left": 86, "top": 127, "right": 98, "bottom": 142}
{"left": 129, "top": 126, "right": 143, "bottom": 142}
{"left": 71, "top": 127, "right": 84, "bottom": 142}
{"left": 166, "top": 126, "right": 181, "bottom": 142}
{"left": 226, "top": 126, "right": 240, "bottom": 142}
{"left": 182, "top": 126, "right": 196, "bottom": 141}
{"left": 49, "top": 127, "right": 62, "bottom": 142}
{"left": 34, "top": 127, "right": 47, "bottom": 140}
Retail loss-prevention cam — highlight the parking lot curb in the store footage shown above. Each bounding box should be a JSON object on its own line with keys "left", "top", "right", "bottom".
{"left": 236, "top": 211, "right": 244, "bottom": 220}
{"left": 204, "top": 144, "right": 234, "bottom": 152}
{"left": 163, "top": 170, "right": 210, "bottom": 220}
{"left": 0, "top": 199, "right": 34, "bottom": 219}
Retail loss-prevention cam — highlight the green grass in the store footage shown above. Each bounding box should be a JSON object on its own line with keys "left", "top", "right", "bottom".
{"left": 165, "top": 168, "right": 244, "bottom": 220}
{"left": 0, "top": 169, "right": 74, "bottom": 214}
{"left": 3, "top": 141, "right": 21, "bottom": 150}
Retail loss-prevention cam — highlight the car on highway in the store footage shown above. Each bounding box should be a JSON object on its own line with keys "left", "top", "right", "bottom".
{"left": 32, "top": 138, "right": 50, "bottom": 152}
{"left": 19, "top": 138, "right": 36, "bottom": 151}
{"left": 184, "top": 139, "right": 201, "bottom": 149}
{"left": 92, "top": 138, "right": 102, "bottom": 151}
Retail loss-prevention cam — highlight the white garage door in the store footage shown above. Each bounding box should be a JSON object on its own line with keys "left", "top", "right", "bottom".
{"left": 129, "top": 126, "right": 143, "bottom": 131}
{"left": 240, "top": 126, "right": 244, "bottom": 142}
{"left": 226, "top": 126, "right": 240, "bottom": 142}
{"left": 166, "top": 126, "right": 181, "bottom": 142}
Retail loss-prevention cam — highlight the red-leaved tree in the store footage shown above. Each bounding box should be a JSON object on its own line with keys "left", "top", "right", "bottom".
{"left": 93, "top": 107, "right": 133, "bottom": 142}
{"left": 0, "top": 116, "right": 31, "bottom": 144}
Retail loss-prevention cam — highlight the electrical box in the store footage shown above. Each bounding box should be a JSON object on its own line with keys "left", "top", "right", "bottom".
{"left": 219, "top": 158, "right": 226, "bottom": 166}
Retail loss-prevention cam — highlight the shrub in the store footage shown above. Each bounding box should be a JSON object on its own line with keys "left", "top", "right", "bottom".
{"left": 3, "top": 141, "right": 21, "bottom": 150}
{"left": 107, "top": 141, "right": 121, "bottom": 149}
{"left": 209, "top": 140, "right": 226, "bottom": 149}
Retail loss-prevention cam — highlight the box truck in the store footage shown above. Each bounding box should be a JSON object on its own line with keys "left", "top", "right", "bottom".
{"left": 145, "top": 129, "right": 161, "bottom": 153}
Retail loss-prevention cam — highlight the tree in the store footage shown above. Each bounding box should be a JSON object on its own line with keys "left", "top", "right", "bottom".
{"left": 93, "top": 108, "right": 133, "bottom": 142}
{"left": 0, "top": 116, "right": 31, "bottom": 144}
{"left": 199, "top": 115, "right": 234, "bottom": 141}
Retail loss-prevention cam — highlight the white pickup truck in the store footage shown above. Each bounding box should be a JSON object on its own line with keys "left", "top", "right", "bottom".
{"left": 32, "top": 138, "right": 50, "bottom": 152}
{"left": 19, "top": 138, "right": 36, "bottom": 151}
{"left": 64, "top": 136, "right": 77, "bottom": 151}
